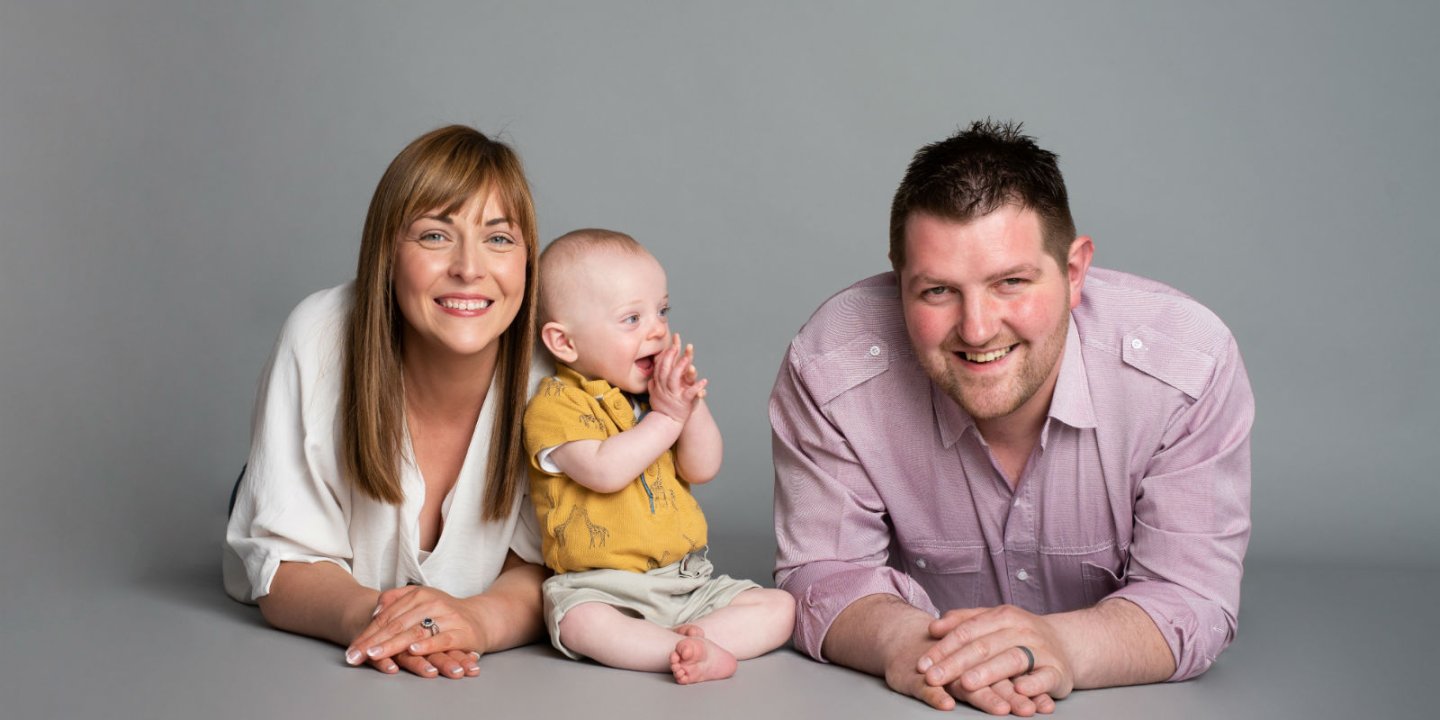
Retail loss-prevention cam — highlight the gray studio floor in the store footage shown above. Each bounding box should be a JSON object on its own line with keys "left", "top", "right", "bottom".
{"left": 4, "top": 524, "right": 1432, "bottom": 720}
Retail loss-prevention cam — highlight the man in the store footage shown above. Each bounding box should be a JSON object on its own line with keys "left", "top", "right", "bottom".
{"left": 771, "top": 120, "right": 1252, "bottom": 715}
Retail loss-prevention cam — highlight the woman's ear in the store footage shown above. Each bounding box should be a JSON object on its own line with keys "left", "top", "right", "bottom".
{"left": 540, "top": 321, "right": 578, "bottom": 364}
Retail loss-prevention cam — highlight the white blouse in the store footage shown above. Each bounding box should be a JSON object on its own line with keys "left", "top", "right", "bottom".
{"left": 224, "top": 282, "right": 543, "bottom": 603}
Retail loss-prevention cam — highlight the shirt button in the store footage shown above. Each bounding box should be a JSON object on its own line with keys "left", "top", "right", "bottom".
{"left": 1016, "top": 569, "right": 1029, "bottom": 581}
{"left": 1131, "top": 338, "right": 1144, "bottom": 350}
{"left": 869, "top": 345, "right": 881, "bottom": 357}
{"left": 916, "top": 558, "right": 928, "bottom": 569}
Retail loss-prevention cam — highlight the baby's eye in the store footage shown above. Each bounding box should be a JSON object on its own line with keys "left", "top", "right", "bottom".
{"left": 621, "top": 314, "right": 640, "bottom": 325}
{"left": 659, "top": 306, "right": 671, "bottom": 318}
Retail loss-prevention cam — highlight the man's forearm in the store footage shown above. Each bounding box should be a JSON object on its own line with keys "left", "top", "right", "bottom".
{"left": 1048, "top": 597, "right": 1176, "bottom": 688}
{"left": 821, "top": 593, "right": 935, "bottom": 676}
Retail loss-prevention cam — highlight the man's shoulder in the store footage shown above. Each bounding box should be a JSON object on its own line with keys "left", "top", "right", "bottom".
{"left": 791, "top": 273, "right": 906, "bottom": 353}
{"left": 784, "top": 273, "right": 919, "bottom": 405}
{"left": 1077, "top": 268, "right": 1239, "bottom": 400}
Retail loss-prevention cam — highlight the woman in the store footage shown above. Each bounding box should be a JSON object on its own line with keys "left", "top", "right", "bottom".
{"left": 225, "top": 125, "right": 547, "bottom": 679}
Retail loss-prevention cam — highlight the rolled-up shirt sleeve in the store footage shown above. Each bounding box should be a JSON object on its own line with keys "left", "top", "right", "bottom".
{"left": 224, "top": 307, "right": 353, "bottom": 603}
{"left": 771, "top": 342, "right": 937, "bottom": 661}
{"left": 1108, "top": 336, "right": 1254, "bottom": 681}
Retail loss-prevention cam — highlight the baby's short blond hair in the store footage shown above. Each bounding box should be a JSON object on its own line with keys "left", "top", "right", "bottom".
{"left": 538, "top": 228, "right": 651, "bottom": 325}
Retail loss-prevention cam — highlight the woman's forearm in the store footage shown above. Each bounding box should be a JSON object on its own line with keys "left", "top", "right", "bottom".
{"left": 258, "top": 561, "right": 381, "bottom": 647}
{"left": 467, "top": 552, "right": 548, "bottom": 652}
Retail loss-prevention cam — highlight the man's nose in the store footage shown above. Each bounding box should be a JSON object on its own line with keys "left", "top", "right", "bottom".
{"left": 957, "top": 294, "right": 998, "bottom": 347}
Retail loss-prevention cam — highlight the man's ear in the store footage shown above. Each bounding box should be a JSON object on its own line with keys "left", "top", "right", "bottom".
{"left": 1066, "top": 235, "right": 1095, "bottom": 311}
{"left": 541, "top": 321, "right": 578, "bottom": 364}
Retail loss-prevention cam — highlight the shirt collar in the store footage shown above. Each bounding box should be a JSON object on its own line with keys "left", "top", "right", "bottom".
{"left": 930, "top": 314, "right": 1096, "bottom": 449}
{"left": 1049, "top": 318, "right": 1097, "bottom": 431}
{"left": 554, "top": 363, "right": 622, "bottom": 399}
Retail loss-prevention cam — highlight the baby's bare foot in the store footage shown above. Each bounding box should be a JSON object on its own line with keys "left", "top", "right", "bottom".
{"left": 673, "top": 624, "right": 705, "bottom": 639}
{"left": 669, "top": 637, "right": 737, "bottom": 685}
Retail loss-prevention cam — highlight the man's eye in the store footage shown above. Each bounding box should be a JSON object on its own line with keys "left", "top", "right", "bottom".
{"left": 923, "top": 286, "right": 950, "bottom": 296}
{"left": 1001, "top": 278, "right": 1026, "bottom": 288}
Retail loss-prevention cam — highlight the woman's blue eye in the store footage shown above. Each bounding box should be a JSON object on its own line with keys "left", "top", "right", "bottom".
{"left": 487, "top": 234, "right": 515, "bottom": 245}
{"left": 420, "top": 231, "right": 446, "bottom": 244}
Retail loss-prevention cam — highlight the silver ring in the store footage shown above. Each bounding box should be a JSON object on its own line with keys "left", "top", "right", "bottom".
{"left": 421, "top": 617, "right": 438, "bottom": 637}
{"left": 1016, "top": 645, "right": 1035, "bottom": 675}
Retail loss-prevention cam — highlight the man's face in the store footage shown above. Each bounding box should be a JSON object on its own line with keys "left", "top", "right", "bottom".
{"left": 900, "top": 206, "right": 1089, "bottom": 427}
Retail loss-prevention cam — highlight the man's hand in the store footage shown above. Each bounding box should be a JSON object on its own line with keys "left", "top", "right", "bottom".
{"left": 884, "top": 635, "right": 1055, "bottom": 715}
{"left": 919, "top": 605, "right": 1076, "bottom": 704}
{"left": 824, "top": 595, "right": 1054, "bottom": 716}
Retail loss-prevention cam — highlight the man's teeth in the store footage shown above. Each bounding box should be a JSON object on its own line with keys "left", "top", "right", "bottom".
{"left": 440, "top": 298, "right": 491, "bottom": 310}
{"left": 963, "top": 347, "right": 1010, "bottom": 363}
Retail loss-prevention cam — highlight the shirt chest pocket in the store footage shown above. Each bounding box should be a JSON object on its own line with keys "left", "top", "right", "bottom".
{"left": 908, "top": 543, "right": 987, "bottom": 611}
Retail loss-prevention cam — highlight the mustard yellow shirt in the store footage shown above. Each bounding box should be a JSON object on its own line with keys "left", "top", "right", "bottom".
{"left": 523, "top": 365, "right": 708, "bottom": 574}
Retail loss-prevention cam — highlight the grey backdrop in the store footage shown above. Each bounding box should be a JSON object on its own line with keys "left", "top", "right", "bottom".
{"left": 2, "top": 1, "right": 1437, "bottom": 717}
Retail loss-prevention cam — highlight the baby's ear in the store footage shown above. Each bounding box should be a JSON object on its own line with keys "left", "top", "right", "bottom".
{"left": 540, "top": 321, "right": 578, "bottom": 364}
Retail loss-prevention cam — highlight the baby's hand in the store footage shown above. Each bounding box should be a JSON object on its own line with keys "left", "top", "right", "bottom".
{"left": 647, "top": 333, "right": 708, "bottom": 425}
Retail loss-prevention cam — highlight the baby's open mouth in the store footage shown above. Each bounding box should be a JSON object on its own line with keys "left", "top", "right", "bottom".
{"left": 636, "top": 355, "right": 657, "bottom": 375}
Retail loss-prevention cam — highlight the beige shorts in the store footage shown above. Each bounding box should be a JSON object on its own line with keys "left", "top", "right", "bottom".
{"left": 543, "top": 551, "right": 760, "bottom": 660}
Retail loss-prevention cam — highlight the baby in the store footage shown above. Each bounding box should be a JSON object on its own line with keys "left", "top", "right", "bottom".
{"left": 524, "top": 228, "right": 794, "bottom": 684}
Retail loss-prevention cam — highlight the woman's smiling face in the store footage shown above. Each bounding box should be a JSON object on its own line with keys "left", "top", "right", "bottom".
{"left": 392, "top": 189, "right": 527, "bottom": 364}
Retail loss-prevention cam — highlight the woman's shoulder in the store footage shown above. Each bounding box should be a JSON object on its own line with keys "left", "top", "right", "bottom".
{"left": 272, "top": 281, "right": 354, "bottom": 365}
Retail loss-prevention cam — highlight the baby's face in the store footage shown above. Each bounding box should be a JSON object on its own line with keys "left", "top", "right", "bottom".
{"left": 558, "top": 251, "right": 672, "bottom": 393}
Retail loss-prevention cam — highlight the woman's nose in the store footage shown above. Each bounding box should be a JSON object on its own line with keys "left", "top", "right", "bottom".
{"left": 449, "top": 240, "right": 487, "bottom": 282}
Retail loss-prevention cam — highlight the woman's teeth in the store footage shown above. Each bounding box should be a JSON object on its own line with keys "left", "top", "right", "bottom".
{"left": 440, "top": 298, "right": 491, "bottom": 310}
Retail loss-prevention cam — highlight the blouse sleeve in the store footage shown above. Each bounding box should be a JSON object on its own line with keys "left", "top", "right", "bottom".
{"left": 224, "top": 291, "right": 353, "bottom": 603}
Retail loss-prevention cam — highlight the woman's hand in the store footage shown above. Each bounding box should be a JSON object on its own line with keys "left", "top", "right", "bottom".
{"left": 344, "top": 585, "right": 493, "bottom": 679}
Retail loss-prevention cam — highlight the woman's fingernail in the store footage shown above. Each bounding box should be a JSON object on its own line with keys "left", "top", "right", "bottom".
{"left": 410, "top": 643, "right": 421, "bottom": 653}
{"left": 371, "top": 604, "right": 382, "bottom": 617}
{"left": 366, "top": 646, "right": 382, "bottom": 658}
{"left": 917, "top": 656, "right": 933, "bottom": 673}
{"left": 467, "top": 663, "right": 479, "bottom": 673}
{"left": 451, "top": 667, "right": 464, "bottom": 676}
{"left": 345, "top": 649, "right": 362, "bottom": 665}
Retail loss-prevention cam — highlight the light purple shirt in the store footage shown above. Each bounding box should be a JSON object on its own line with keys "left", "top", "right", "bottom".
{"left": 771, "top": 268, "right": 1253, "bottom": 681}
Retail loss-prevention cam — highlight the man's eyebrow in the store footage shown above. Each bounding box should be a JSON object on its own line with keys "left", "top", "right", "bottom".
{"left": 985, "top": 264, "right": 1042, "bottom": 283}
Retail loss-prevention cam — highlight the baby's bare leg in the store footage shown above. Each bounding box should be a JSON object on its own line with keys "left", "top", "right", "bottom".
{"left": 687, "top": 588, "right": 796, "bottom": 659}
{"left": 558, "top": 602, "right": 691, "bottom": 672}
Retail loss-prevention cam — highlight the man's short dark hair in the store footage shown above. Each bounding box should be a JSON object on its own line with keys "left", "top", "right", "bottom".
{"left": 889, "top": 119, "right": 1076, "bottom": 272}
